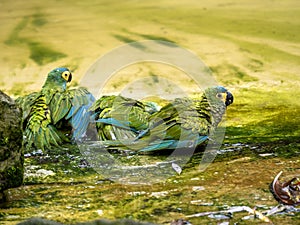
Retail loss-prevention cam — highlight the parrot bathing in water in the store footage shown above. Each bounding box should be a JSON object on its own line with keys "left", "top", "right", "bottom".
{"left": 90, "top": 86, "right": 233, "bottom": 153}
{"left": 16, "top": 67, "right": 95, "bottom": 151}
{"left": 89, "top": 95, "right": 159, "bottom": 141}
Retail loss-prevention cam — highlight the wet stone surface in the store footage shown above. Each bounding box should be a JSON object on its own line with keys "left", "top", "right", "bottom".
{"left": 0, "top": 90, "right": 23, "bottom": 201}
{"left": 0, "top": 140, "right": 299, "bottom": 224}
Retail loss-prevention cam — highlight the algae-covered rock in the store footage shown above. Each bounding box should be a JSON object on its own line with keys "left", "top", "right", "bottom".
{"left": 0, "top": 90, "right": 23, "bottom": 201}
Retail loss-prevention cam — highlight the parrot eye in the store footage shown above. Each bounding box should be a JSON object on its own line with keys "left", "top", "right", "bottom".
{"left": 61, "top": 71, "right": 72, "bottom": 82}
{"left": 216, "top": 93, "right": 223, "bottom": 98}
{"left": 62, "top": 71, "right": 70, "bottom": 78}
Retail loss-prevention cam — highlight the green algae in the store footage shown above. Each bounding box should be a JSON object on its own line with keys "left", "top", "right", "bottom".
{"left": 2, "top": 150, "right": 299, "bottom": 224}
{"left": 225, "top": 87, "right": 300, "bottom": 147}
{"left": 2, "top": 124, "right": 300, "bottom": 224}
{"left": 210, "top": 64, "right": 258, "bottom": 85}
{"left": 5, "top": 16, "right": 67, "bottom": 65}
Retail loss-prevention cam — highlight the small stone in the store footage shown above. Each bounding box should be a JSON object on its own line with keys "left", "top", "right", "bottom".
{"left": 150, "top": 191, "right": 168, "bottom": 198}
{"left": 96, "top": 209, "right": 103, "bottom": 216}
{"left": 259, "top": 153, "right": 274, "bottom": 157}
{"left": 192, "top": 186, "right": 205, "bottom": 191}
{"left": 208, "top": 214, "right": 231, "bottom": 220}
{"left": 218, "top": 222, "right": 229, "bottom": 225}
{"left": 35, "top": 169, "right": 55, "bottom": 177}
{"left": 172, "top": 162, "right": 182, "bottom": 175}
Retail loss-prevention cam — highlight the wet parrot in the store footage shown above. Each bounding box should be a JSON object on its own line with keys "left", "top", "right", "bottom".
{"left": 90, "top": 86, "right": 233, "bottom": 153}
{"left": 16, "top": 67, "right": 95, "bottom": 151}
{"left": 90, "top": 95, "right": 159, "bottom": 142}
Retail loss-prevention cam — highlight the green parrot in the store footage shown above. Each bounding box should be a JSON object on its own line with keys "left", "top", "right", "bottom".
{"left": 90, "top": 95, "right": 158, "bottom": 142}
{"left": 136, "top": 86, "right": 234, "bottom": 152}
{"left": 16, "top": 67, "right": 95, "bottom": 151}
{"left": 91, "top": 86, "right": 233, "bottom": 153}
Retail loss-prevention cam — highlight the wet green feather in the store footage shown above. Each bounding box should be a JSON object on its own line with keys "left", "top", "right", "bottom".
{"left": 91, "top": 95, "right": 156, "bottom": 141}
{"left": 92, "top": 86, "right": 232, "bottom": 153}
{"left": 16, "top": 68, "right": 94, "bottom": 151}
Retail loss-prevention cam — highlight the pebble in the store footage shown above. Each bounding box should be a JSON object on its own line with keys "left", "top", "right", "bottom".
{"left": 96, "top": 209, "right": 103, "bottom": 216}
{"left": 208, "top": 214, "right": 231, "bottom": 220}
{"left": 192, "top": 186, "right": 205, "bottom": 191}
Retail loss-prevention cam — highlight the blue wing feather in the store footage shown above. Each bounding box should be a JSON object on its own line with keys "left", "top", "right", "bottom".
{"left": 138, "top": 135, "right": 208, "bottom": 152}
{"left": 68, "top": 91, "right": 95, "bottom": 140}
{"left": 95, "top": 118, "right": 132, "bottom": 131}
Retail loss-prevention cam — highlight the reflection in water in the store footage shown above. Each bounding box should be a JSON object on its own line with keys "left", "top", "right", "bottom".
{"left": 80, "top": 141, "right": 192, "bottom": 184}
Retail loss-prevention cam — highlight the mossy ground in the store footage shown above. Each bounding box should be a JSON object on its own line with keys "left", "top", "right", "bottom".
{"left": 1, "top": 145, "right": 299, "bottom": 225}
{"left": 0, "top": 0, "right": 299, "bottom": 224}
{"left": 1, "top": 87, "right": 299, "bottom": 224}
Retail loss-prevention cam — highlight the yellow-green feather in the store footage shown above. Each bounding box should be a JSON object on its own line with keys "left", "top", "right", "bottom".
{"left": 24, "top": 95, "right": 65, "bottom": 150}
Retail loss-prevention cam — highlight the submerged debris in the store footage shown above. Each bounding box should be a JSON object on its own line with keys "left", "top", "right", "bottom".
{"left": 186, "top": 205, "right": 272, "bottom": 223}
{"left": 185, "top": 172, "right": 300, "bottom": 224}
{"left": 270, "top": 171, "right": 300, "bottom": 205}
{"left": 170, "top": 219, "right": 192, "bottom": 225}
{"left": 265, "top": 204, "right": 300, "bottom": 216}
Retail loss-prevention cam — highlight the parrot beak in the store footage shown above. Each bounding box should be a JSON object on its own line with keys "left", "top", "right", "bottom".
{"left": 67, "top": 73, "right": 72, "bottom": 82}
{"left": 225, "top": 91, "right": 234, "bottom": 106}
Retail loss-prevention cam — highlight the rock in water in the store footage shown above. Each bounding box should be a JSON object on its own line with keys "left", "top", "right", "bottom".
{"left": 0, "top": 90, "right": 23, "bottom": 202}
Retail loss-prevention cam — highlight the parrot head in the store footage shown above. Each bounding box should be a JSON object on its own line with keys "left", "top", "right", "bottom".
{"left": 205, "top": 86, "right": 234, "bottom": 107}
{"left": 42, "top": 67, "right": 72, "bottom": 90}
{"left": 203, "top": 86, "right": 234, "bottom": 127}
